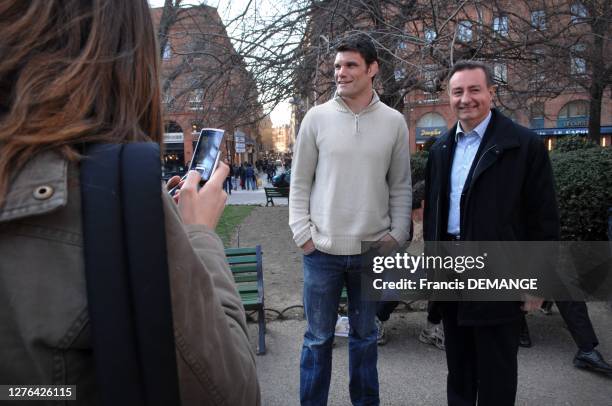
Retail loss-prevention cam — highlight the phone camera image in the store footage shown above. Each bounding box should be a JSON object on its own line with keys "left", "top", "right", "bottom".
{"left": 192, "top": 129, "right": 224, "bottom": 182}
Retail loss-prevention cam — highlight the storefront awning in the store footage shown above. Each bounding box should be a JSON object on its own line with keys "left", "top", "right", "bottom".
{"left": 534, "top": 126, "right": 612, "bottom": 136}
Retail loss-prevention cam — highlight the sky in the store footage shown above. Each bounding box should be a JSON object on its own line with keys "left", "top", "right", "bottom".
{"left": 148, "top": 0, "right": 292, "bottom": 127}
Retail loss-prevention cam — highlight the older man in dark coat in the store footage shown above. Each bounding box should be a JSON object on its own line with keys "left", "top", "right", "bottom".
{"left": 424, "top": 61, "right": 559, "bottom": 406}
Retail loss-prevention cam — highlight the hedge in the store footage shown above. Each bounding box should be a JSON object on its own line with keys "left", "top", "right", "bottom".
{"left": 550, "top": 146, "right": 612, "bottom": 240}
{"left": 410, "top": 138, "right": 610, "bottom": 240}
{"left": 553, "top": 135, "right": 598, "bottom": 153}
{"left": 411, "top": 151, "right": 428, "bottom": 185}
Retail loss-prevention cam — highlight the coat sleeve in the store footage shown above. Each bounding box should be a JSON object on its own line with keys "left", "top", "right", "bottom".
{"left": 161, "top": 190, "right": 261, "bottom": 406}
{"left": 523, "top": 136, "right": 560, "bottom": 241}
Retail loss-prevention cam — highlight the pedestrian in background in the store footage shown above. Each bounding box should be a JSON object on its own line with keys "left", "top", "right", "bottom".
{"left": 239, "top": 162, "right": 246, "bottom": 190}
{"left": 246, "top": 163, "right": 256, "bottom": 190}
{"left": 224, "top": 158, "right": 234, "bottom": 195}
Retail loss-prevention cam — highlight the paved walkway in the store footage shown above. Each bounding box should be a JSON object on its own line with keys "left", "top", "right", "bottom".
{"left": 231, "top": 207, "right": 612, "bottom": 405}
{"left": 226, "top": 169, "right": 288, "bottom": 206}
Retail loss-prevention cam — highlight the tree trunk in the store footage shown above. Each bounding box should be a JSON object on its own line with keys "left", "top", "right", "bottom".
{"left": 157, "top": 0, "right": 178, "bottom": 59}
{"left": 588, "top": 83, "right": 603, "bottom": 145}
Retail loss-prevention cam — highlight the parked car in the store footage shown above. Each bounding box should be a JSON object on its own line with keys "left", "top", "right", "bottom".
{"left": 272, "top": 169, "right": 290, "bottom": 188}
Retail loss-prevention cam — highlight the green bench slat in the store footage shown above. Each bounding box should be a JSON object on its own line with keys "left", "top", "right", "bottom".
{"left": 340, "top": 287, "right": 348, "bottom": 302}
{"left": 240, "top": 293, "right": 260, "bottom": 303}
{"left": 264, "top": 187, "right": 289, "bottom": 196}
{"left": 242, "top": 300, "right": 261, "bottom": 310}
{"left": 227, "top": 255, "right": 258, "bottom": 265}
{"left": 229, "top": 264, "right": 258, "bottom": 273}
{"left": 237, "top": 283, "right": 258, "bottom": 294}
{"left": 224, "top": 246, "right": 266, "bottom": 354}
{"left": 234, "top": 274, "right": 258, "bottom": 283}
{"left": 225, "top": 247, "right": 257, "bottom": 256}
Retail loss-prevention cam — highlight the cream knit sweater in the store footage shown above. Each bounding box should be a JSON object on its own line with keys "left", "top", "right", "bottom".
{"left": 289, "top": 92, "right": 412, "bottom": 255}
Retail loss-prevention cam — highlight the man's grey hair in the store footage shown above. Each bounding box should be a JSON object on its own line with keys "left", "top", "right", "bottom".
{"left": 447, "top": 60, "right": 495, "bottom": 87}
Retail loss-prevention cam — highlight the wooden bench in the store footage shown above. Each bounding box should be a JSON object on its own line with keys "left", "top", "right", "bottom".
{"left": 225, "top": 246, "right": 266, "bottom": 355}
{"left": 339, "top": 286, "right": 348, "bottom": 309}
{"left": 264, "top": 187, "right": 289, "bottom": 207}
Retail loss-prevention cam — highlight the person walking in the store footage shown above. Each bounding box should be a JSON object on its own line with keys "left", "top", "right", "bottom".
{"left": 246, "top": 163, "right": 256, "bottom": 190}
{"left": 224, "top": 159, "right": 234, "bottom": 195}
{"left": 289, "top": 33, "right": 411, "bottom": 406}
{"left": 239, "top": 162, "right": 246, "bottom": 190}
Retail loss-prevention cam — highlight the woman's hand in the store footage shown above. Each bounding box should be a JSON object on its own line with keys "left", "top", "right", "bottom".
{"left": 178, "top": 163, "right": 229, "bottom": 229}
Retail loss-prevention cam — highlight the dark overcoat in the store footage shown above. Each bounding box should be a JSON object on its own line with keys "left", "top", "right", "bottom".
{"left": 423, "top": 108, "right": 560, "bottom": 325}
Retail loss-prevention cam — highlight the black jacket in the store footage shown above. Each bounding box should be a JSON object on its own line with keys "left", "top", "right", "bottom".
{"left": 424, "top": 109, "right": 560, "bottom": 325}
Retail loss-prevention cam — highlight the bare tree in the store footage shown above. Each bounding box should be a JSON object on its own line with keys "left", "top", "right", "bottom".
{"left": 156, "top": 0, "right": 610, "bottom": 144}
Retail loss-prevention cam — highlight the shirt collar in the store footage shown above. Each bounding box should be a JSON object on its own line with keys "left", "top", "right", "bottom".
{"left": 455, "top": 110, "right": 492, "bottom": 142}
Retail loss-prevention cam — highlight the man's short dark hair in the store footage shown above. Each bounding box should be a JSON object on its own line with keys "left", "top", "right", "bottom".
{"left": 447, "top": 60, "right": 495, "bottom": 87}
{"left": 336, "top": 34, "right": 379, "bottom": 65}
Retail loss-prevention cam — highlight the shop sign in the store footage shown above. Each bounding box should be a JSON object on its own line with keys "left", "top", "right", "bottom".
{"left": 416, "top": 126, "right": 447, "bottom": 139}
{"left": 235, "top": 142, "right": 246, "bottom": 153}
{"left": 164, "top": 132, "right": 184, "bottom": 143}
{"left": 557, "top": 117, "right": 588, "bottom": 128}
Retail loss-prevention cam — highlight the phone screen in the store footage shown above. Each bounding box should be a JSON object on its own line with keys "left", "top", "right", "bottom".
{"left": 191, "top": 128, "right": 224, "bottom": 181}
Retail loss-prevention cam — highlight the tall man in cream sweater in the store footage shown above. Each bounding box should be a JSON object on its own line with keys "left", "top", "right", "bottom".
{"left": 289, "top": 34, "right": 412, "bottom": 406}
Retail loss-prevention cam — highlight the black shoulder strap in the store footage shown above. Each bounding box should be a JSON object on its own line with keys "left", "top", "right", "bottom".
{"left": 80, "top": 143, "right": 181, "bottom": 406}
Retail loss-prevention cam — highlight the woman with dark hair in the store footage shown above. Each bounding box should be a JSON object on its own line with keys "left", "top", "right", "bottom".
{"left": 0, "top": 1, "right": 260, "bottom": 404}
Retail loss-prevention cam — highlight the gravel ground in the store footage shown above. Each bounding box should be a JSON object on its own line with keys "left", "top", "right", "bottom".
{"left": 235, "top": 206, "right": 612, "bottom": 405}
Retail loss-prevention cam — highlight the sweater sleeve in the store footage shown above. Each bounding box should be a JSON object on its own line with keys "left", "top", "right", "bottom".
{"left": 387, "top": 117, "right": 412, "bottom": 246}
{"left": 288, "top": 112, "right": 318, "bottom": 247}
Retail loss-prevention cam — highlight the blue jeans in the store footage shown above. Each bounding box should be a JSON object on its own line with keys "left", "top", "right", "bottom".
{"left": 300, "top": 250, "right": 379, "bottom": 406}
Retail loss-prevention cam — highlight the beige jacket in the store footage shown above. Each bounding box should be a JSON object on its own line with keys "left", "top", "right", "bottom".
{"left": 0, "top": 151, "right": 260, "bottom": 405}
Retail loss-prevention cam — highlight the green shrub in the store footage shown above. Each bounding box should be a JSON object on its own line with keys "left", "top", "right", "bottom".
{"left": 554, "top": 135, "right": 598, "bottom": 153}
{"left": 550, "top": 146, "right": 612, "bottom": 240}
{"left": 411, "top": 151, "right": 428, "bottom": 185}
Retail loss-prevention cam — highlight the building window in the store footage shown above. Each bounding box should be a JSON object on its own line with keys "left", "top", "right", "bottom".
{"left": 493, "top": 62, "right": 508, "bottom": 84}
{"left": 529, "top": 71, "right": 547, "bottom": 91}
{"left": 529, "top": 102, "right": 545, "bottom": 128}
{"left": 162, "top": 92, "right": 174, "bottom": 110}
{"left": 162, "top": 42, "right": 172, "bottom": 60}
{"left": 457, "top": 20, "right": 472, "bottom": 42}
{"left": 557, "top": 100, "right": 589, "bottom": 127}
{"left": 188, "top": 89, "right": 204, "bottom": 110}
{"left": 493, "top": 16, "right": 509, "bottom": 37}
{"left": 570, "top": 3, "right": 588, "bottom": 23}
{"left": 397, "top": 41, "right": 407, "bottom": 50}
{"left": 423, "top": 64, "right": 438, "bottom": 92}
{"left": 394, "top": 68, "right": 406, "bottom": 81}
{"left": 424, "top": 28, "right": 437, "bottom": 43}
{"left": 531, "top": 10, "right": 546, "bottom": 30}
{"left": 570, "top": 44, "right": 586, "bottom": 75}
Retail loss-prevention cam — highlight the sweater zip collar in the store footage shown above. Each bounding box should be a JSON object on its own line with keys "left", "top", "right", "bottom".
{"left": 332, "top": 90, "right": 380, "bottom": 134}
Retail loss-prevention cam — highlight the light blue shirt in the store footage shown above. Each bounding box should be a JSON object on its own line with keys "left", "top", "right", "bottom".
{"left": 447, "top": 111, "right": 492, "bottom": 236}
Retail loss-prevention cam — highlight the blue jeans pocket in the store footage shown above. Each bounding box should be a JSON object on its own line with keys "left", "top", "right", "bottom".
{"left": 304, "top": 249, "right": 318, "bottom": 257}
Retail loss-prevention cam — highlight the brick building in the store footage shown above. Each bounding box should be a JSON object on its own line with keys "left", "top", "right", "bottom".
{"left": 294, "top": 0, "right": 611, "bottom": 152}
{"left": 151, "top": 5, "right": 263, "bottom": 176}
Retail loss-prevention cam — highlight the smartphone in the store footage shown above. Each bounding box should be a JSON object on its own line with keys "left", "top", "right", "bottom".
{"left": 168, "top": 128, "right": 224, "bottom": 196}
